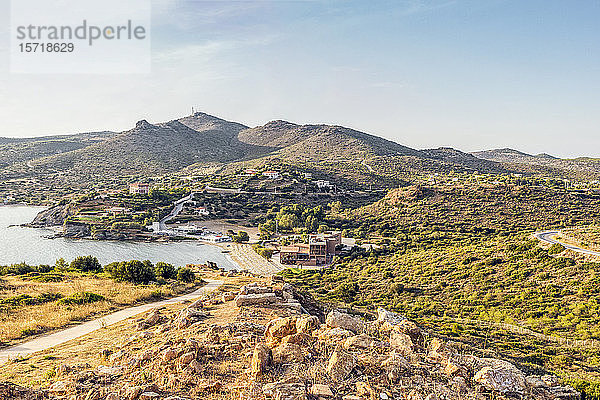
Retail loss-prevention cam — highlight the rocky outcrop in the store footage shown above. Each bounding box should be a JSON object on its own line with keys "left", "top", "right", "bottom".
{"left": 63, "top": 221, "right": 91, "bottom": 238}
{"left": 325, "top": 310, "right": 365, "bottom": 334}
{"left": 233, "top": 282, "right": 307, "bottom": 312}
{"left": 326, "top": 346, "right": 357, "bottom": 381}
{"left": 235, "top": 293, "right": 277, "bottom": 307}
{"left": 32, "top": 282, "right": 579, "bottom": 400}
{"left": 0, "top": 382, "right": 49, "bottom": 400}
{"left": 28, "top": 203, "right": 76, "bottom": 227}
{"left": 250, "top": 343, "right": 272, "bottom": 376}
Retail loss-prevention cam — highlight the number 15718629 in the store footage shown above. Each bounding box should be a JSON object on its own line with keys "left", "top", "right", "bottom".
{"left": 19, "top": 43, "right": 75, "bottom": 53}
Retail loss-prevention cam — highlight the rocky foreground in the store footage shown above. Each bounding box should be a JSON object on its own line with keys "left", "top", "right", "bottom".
{"left": 8, "top": 280, "right": 579, "bottom": 400}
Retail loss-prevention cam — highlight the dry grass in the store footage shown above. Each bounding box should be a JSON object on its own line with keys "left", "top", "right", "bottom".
{"left": 0, "top": 272, "right": 264, "bottom": 393}
{"left": 0, "top": 274, "right": 198, "bottom": 345}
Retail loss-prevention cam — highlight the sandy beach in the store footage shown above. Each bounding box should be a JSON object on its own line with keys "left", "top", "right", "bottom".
{"left": 215, "top": 242, "right": 284, "bottom": 275}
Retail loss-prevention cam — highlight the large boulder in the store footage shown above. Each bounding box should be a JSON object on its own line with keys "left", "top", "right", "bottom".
{"left": 382, "top": 353, "right": 410, "bottom": 382}
{"left": 426, "top": 338, "right": 455, "bottom": 365}
{"left": 390, "top": 331, "right": 416, "bottom": 357}
{"left": 474, "top": 362, "right": 528, "bottom": 395}
{"left": 137, "top": 309, "right": 161, "bottom": 330}
{"left": 265, "top": 317, "right": 298, "bottom": 347}
{"left": 239, "top": 284, "right": 273, "bottom": 295}
{"left": 296, "top": 315, "right": 320, "bottom": 334}
{"left": 235, "top": 293, "right": 277, "bottom": 307}
{"left": 48, "top": 381, "right": 71, "bottom": 395}
{"left": 526, "top": 376, "right": 580, "bottom": 400}
{"left": 162, "top": 348, "right": 180, "bottom": 362}
{"left": 309, "top": 384, "right": 334, "bottom": 398}
{"left": 316, "top": 327, "right": 355, "bottom": 344}
{"left": 377, "top": 307, "right": 406, "bottom": 327}
{"left": 342, "top": 334, "right": 377, "bottom": 351}
{"left": 174, "top": 307, "right": 208, "bottom": 328}
{"left": 281, "top": 332, "right": 315, "bottom": 347}
{"left": 326, "top": 311, "right": 365, "bottom": 334}
{"left": 272, "top": 343, "right": 305, "bottom": 364}
{"left": 139, "top": 393, "right": 161, "bottom": 400}
{"left": 250, "top": 343, "right": 272, "bottom": 376}
{"left": 262, "top": 382, "right": 308, "bottom": 400}
{"left": 326, "top": 346, "right": 357, "bottom": 381}
{"left": 376, "top": 308, "right": 424, "bottom": 347}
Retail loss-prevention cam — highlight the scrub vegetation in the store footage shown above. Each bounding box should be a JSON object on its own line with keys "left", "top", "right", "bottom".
{"left": 281, "top": 184, "right": 600, "bottom": 397}
{"left": 0, "top": 256, "right": 203, "bottom": 345}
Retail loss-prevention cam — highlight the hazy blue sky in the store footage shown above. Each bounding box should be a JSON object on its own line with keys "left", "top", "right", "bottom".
{"left": 0, "top": 0, "right": 598, "bottom": 157}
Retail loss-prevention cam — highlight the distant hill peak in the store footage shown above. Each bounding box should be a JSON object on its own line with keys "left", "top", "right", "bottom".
{"left": 262, "top": 120, "right": 299, "bottom": 130}
{"left": 473, "top": 148, "right": 560, "bottom": 160}
{"left": 486, "top": 148, "right": 531, "bottom": 156}
{"left": 189, "top": 111, "right": 230, "bottom": 122}
{"left": 135, "top": 120, "right": 154, "bottom": 130}
{"left": 535, "top": 153, "right": 558, "bottom": 159}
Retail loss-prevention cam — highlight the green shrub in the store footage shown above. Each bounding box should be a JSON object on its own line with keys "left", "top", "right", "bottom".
{"left": 252, "top": 244, "right": 274, "bottom": 259}
{"left": 24, "top": 272, "right": 64, "bottom": 282}
{"left": 0, "top": 293, "right": 62, "bottom": 307}
{"left": 154, "top": 262, "right": 176, "bottom": 280}
{"left": 332, "top": 282, "right": 359, "bottom": 302}
{"left": 104, "top": 260, "right": 155, "bottom": 284}
{"left": 111, "top": 222, "right": 142, "bottom": 230}
{"left": 70, "top": 256, "right": 102, "bottom": 272}
{"left": 234, "top": 231, "right": 250, "bottom": 243}
{"left": 57, "top": 292, "right": 105, "bottom": 306}
{"left": 563, "top": 377, "right": 600, "bottom": 400}
{"left": 0, "top": 262, "right": 52, "bottom": 276}
{"left": 176, "top": 267, "right": 195, "bottom": 282}
{"left": 548, "top": 243, "right": 565, "bottom": 255}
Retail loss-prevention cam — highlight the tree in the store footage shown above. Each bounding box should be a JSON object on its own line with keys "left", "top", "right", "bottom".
{"left": 104, "top": 260, "right": 155, "bottom": 284}
{"left": 177, "top": 267, "right": 195, "bottom": 282}
{"left": 305, "top": 215, "right": 318, "bottom": 232}
{"left": 154, "top": 262, "right": 176, "bottom": 280}
{"left": 70, "top": 256, "right": 102, "bottom": 272}
{"left": 317, "top": 224, "right": 329, "bottom": 233}
{"left": 234, "top": 231, "right": 250, "bottom": 243}
{"left": 329, "top": 201, "right": 342, "bottom": 215}
{"left": 55, "top": 258, "right": 68, "bottom": 271}
{"left": 259, "top": 220, "right": 276, "bottom": 239}
{"left": 278, "top": 213, "right": 300, "bottom": 231}
{"left": 548, "top": 243, "right": 565, "bottom": 255}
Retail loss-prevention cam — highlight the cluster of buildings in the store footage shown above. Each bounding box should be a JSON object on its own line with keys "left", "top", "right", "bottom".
{"left": 242, "top": 169, "right": 335, "bottom": 191}
{"left": 149, "top": 222, "right": 232, "bottom": 243}
{"left": 244, "top": 169, "right": 281, "bottom": 179}
{"left": 280, "top": 231, "right": 342, "bottom": 267}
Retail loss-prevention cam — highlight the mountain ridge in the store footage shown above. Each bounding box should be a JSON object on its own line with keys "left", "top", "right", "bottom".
{"left": 2, "top": 112, "right": 600, "bottom": 185}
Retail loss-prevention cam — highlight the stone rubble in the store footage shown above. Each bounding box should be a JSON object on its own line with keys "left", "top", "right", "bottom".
{"left": 30, "top": 281, "right": 579, "bottom": 400}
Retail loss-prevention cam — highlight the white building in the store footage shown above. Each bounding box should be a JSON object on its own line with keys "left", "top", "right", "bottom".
{"left": 204, "top": 234, "right": 232, "bottom": 243}
{"left": 262, "top": 171, "right": 281, "bottom": 179}
{"left": 315, "top": 180, "right": 332, "bottom": 189}
{"left": 196, "top": 207, "right": 210, "bottom": 216}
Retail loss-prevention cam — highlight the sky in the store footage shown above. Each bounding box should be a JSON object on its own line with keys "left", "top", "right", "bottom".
{"left": 0, "top": 0, "right": 598, "bottom": 158}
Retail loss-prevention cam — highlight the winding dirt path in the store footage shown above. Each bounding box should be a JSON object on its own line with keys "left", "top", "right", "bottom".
{"left": 0, "top": 279, "right": 223, "bottom": 364}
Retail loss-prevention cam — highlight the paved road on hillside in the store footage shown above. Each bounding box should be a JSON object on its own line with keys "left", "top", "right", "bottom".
{"left": 534, "top": 230, "right": 600, "bottom": 257}
{"left": 0, "top": 279, "right": 223, "bottom": 364}
{"left": 159, "top": 192, "right": 195, "bottom": 230}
